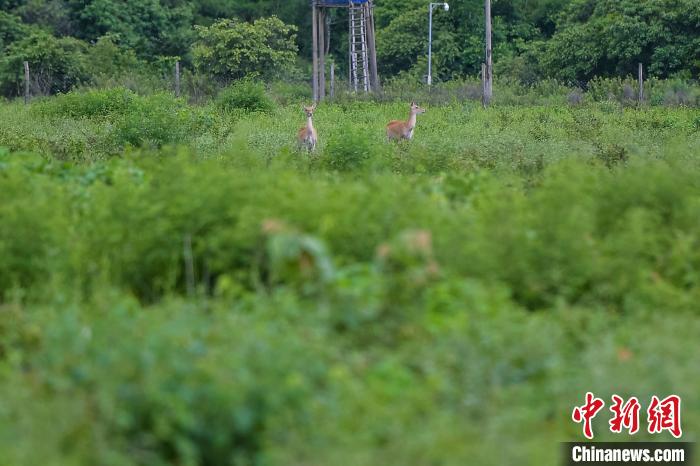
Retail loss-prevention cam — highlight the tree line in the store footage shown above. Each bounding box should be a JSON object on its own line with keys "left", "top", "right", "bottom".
{"left": 0, "top": 0, "right": 698, "bottom": 97}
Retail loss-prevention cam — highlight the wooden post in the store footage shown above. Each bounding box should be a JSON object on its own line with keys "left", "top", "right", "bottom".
{"left": 24, "top": 61, "right": 30, "bottom": 105}
{"left": 330, "top": 62, "right": 335, "bottom": 98}
{"left": 175, "top": 61, "right": 181, "bottom": 98}
{"left": 318, "top": 8, "right": 326, "bottom": 100}
{"left": 312, "top": 4, "right": 319, "bottom": 102}
{"left": 638, "top": 62, "right": 644, "bottom": 105}
{"left": 366, "top": 1, "right": 380, "bottom": 92}
{"left": 484, "top": 0, "right": 493, "bottom": 107}
{"left": 481, "top": 63, "right": 487, "bottom": 108}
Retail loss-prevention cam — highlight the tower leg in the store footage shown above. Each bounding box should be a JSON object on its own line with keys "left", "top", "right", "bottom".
{"left": 366, "top": 2, "right": 380, "bottom": 92}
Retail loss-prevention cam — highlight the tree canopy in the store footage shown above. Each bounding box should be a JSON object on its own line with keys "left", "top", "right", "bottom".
{"left": 193, "top": 17, "right": 298, "bottom": 83}
{"left": 0, "top": 0, "right": 697, "bottom": 96}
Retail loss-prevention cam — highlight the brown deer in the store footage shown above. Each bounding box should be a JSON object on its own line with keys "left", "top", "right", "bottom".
{"left": 386, "top": 102, "right": 426, "bottom": 141}
{"left": 297, "top": 104, "right": 317, "bottom": 152}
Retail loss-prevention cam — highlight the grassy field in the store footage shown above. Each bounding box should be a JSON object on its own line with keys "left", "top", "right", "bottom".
{"left": 1, "top": 88, "right": 699, "bottom": 465}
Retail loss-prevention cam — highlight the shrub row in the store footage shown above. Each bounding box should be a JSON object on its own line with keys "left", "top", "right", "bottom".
{"left": 2, "top": 150, "right": 700, "bottom": 314}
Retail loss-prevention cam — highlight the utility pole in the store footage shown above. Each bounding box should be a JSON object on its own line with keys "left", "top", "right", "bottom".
{"left": 483, "top": 0, "right": 493, "bottom": 106}
{"left": 428, "top": 4, "right": 434, "bottom": 86}
{"left": 427, "top": 2, "right": 450, "bottom": 87}
{"left": 312, "top": 5, "right": 319, "bottom": 102}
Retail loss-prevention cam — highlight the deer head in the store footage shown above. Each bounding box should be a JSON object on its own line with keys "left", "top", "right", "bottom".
{"left": 303, "top": 104, "right": 316, "bottom": 118}
{"left": 410, "top": 102, "right": 426, "bottom": 115}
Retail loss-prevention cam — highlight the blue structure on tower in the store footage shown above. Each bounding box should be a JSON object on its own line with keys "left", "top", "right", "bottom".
{"left": 310, "top": 0, "right": 379, "bottom": 101}
{"left": 315, "top": 0, "right": 368, "bottom": 4}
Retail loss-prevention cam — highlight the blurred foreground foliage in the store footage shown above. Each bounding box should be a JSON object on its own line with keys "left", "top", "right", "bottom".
{"left": 1, "top": 138, "right": 699, "bottom": 464}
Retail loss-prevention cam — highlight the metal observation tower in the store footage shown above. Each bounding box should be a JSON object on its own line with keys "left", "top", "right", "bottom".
{"left": 310, "top": 0, "right": 380, "bottom": 101}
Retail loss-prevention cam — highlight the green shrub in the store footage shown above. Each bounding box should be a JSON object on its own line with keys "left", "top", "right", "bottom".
{"left": 216, "top": 80, "right": 275, "bottom": 113}
{"left": 0, "top": 298, "right": 329, "bottom": 465}
{"left": 647, "top": 78, "right": 700, "bottom": 107}
{"left": 29, "top": 92, "right": 206, "bottom": 151}
{"left": 0, "top": 152, "right": 71, "bottom": 297}
{"left": 115, "top": 94, "right": 200, "bottom": 148}
{"left": 323, "top": 125, "right": 385, "bottom": 171}
{"left": 32, "top": 88, "right": 138, "bottom": 118}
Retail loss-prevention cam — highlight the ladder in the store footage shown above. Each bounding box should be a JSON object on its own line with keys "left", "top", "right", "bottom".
{"left": 348, "top": 2, "right": 370, "bottom": 93}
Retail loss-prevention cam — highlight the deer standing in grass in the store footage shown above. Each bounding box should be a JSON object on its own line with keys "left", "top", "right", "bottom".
{"left": 386, "top": 102, "right": 426, "bottom": 141}
{"left": 298, "top": 104, "right": 317, "bottom": 152}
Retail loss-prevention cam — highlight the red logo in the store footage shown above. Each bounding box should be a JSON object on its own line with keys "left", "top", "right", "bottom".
{"left": 572, "top": 393, "right": 682, "bottom": 439}
{"left": 647, "top": 395, "right": 682, "bottom": 438}
{"left": 609, "top": 395, "right": 641, "bottom": 434}
{"left": 572, "top": 392, "right": 605, "bottom": 439}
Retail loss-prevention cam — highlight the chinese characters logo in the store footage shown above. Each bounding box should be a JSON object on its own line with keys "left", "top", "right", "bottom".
{"left": 572, "top": 392, "right": 682, "bottom": 439}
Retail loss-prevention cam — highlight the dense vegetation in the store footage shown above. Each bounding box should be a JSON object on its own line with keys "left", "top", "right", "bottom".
{"left": 1, "top": 0, "right": 699, "bottom": 98}
{"left": 1, "top": 85, "right": 699, "bottom": 464}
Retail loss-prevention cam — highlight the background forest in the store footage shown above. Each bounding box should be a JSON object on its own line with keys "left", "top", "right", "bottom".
{"left": 1, "top": 0, "right": 699, "bottom": 98}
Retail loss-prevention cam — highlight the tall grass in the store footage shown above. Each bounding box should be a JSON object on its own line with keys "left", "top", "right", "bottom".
{"left": 0, "top": 87, "right": 698, "bottom": 167}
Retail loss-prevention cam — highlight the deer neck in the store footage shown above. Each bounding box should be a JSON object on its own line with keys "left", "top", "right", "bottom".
{"left": 406, "top": 111, "right": 417, "bottom": 130}
{"left": 306, "top": 116, "right": 315, "bottom": 132}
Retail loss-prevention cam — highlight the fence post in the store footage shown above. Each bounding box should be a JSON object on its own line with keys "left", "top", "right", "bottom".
{"left": 175, "top": 61, "right": 181, "bottom": 98}
{"left": 330, "top": 62, "right": 335, "bottom": 98}
{"left": 638, "top": 62, "right": 643, "bottom": 105}
{"left": 24, "top": 61, "right": 30, "bottom": 105}
{"left": 481, "top": 63, "right": 487, "bottom": 108}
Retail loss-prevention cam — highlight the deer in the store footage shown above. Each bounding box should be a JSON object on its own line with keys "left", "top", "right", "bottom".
{"left": 386, "top": 102, "right": 426, "bottom": 141}
{"left": 297, "top": 104, "right": 317, "bottom": 152}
